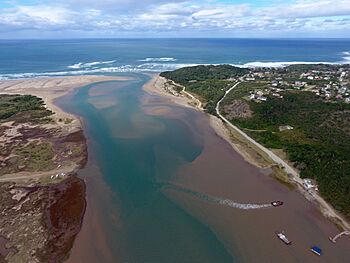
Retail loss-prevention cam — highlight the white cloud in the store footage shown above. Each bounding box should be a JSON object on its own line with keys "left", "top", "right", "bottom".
{"left": 17, "top": 6, "right": 73, "bottom": 24}
{"left": 260, "top": 0, "right": 350, "bottom": 18}
{"left": 0, "top": 0, "right": 349, "bottom": 37}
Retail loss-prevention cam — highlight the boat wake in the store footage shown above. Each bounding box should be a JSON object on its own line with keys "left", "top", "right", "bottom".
{"left": 164, "top": 184, "right": 272, "bottom": 210}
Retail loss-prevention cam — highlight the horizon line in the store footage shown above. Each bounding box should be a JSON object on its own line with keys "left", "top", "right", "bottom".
{"left": 1, "top": 37, "right": 350, "bottom": 41}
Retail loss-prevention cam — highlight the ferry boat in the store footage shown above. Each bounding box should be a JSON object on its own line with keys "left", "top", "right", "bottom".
{"left": 271, "top": 201, "right": 284, "bottom": 207}
{"left": 276, "top": 231, "right": 292, "bottom": 245}
{"left": 311, "top": 246, "right": 322, "bottom": 256}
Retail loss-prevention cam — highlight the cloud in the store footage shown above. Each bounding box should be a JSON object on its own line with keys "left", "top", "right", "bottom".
{"left": 0, "top": 0, "right": 349, "bottom": 37}
{"left": 0, "top": 5, "right": 76, "bottom": 30}
{"left": 260, "top": 0, "right": 350, "bottom": 18}
{"left": 60, "top": 0, "right": 188, "bottom": 12}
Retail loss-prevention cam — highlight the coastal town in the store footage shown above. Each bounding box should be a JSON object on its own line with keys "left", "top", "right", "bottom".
{"left": 244, "top": 65, "right": 350, "bottom": 104}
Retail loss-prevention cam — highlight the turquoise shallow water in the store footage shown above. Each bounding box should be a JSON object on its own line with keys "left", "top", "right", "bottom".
{"left": 58, "top": 74, "right": 235, "bottom": 262}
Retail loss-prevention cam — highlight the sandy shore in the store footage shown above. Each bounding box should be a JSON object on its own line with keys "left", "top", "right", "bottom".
{"left": 143, "top": 75, "right": 269, "bottom": 168}
{"left": 0, "top": 76, "right": 129, "bottom": 129}
{"left": 144, "top": 74, "right": 350, "bottom": 232}
{"left": 0, "top": 76, "right": 130, "bottom": 263}
{"left": 0, "top": 75, "right": 129, "bottom": 183}
{"left": 143, "top": 74, "right": 203, "bottom": 110}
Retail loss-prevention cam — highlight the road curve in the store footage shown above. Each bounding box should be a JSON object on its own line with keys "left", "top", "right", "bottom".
{"left": 215, "top": 81, "right": 299, "bottom": 177}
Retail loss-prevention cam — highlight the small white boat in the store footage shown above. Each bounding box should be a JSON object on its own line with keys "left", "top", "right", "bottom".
{"left": 276, "top": 231, "right": 292, "bottom": 245}
{"left": 271, "top": 201, "right": 284, "bottom": 207}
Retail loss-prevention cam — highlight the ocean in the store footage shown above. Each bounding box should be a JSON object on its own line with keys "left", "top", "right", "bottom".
{"left": 0, "top": 38, "right": 349, "bottom": 79}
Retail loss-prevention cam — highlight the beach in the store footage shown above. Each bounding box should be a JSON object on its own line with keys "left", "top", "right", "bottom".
{"left": 0, "top": 76, "right": 129, "bottom": 128}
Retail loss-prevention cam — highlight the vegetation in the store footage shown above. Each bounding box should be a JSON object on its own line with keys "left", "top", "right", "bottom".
{"left": 226, "top": 88, "right": 350, "bottom": 216}
{"left": 0, "top": 94, "right": 53, "bottom": 123}
{"left": 14, "top": 141, "right": 55, "bottom": 172}
{"left": 0, "top": 95, "right": 56, "bottom": 176}
{"left": 161, "top": 65, "right": 249, "bottom": 114}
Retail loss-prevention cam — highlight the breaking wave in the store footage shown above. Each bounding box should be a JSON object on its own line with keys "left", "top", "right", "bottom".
{"left": 233, "top": 52, "right": 350, "bottom": 68}
{"left": 234, "top": 61, "right": 339, "bottom": 68}
{"left": 139, "top": 57, "right": 177, "bottom": 62}
{"left": 67, "top": 60, "right": 116, "bottom": 69}
{"left": 164, "top": 184, "right": 273, "bottom": 210}
{"left": 343, "top": 51, "right": 350, "bottom": 62}
{"left": 1, "top": 53, "right": 349, "bottom": 80}
{"left": 0, "top": 63, "right": 198, "bottom": 80}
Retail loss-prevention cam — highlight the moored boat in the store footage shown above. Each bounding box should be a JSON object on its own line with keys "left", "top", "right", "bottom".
{"left": 276, "top": 231, "right": 292, "bottom": 245}
{"left": 311, "top": 246, "right": 322, "bottom": 256}
{"left": 271, "top": 201, "right": 284, "bottom": 207}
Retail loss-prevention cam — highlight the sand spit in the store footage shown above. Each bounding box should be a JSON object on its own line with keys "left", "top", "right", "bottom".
{"left": 0, "top": 76, "right": 129, "bottom": 129}
{"left": 0, "top": 75, "right": 128, "bottom": 263}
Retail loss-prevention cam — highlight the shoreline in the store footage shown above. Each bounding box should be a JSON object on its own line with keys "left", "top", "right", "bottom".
{"left": 143, "top": 74, "right": 350, "bottom": 232}
{"left": 143, "top": 75, "right": 274, "bottom": 168}
{"left": 0, "top": 75, "right": 129, "bottom": 182}
{"left": 0, "top": 75, "right": 129, "bottom": 262}
{"left": 0, "top": 76, "right": 130, "bottom": 131}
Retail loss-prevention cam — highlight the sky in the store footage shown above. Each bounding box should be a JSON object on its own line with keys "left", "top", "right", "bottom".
{"left": 0, "top": 0, "right": 349, "bottom": 38}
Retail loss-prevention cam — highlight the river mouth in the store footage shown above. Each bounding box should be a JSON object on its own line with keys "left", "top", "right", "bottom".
{"left": 59, "top": 74, "right": 350, "bottom": 263}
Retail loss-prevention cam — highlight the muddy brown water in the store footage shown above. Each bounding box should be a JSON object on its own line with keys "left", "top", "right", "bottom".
{"left": 59, "top": 75, "right": 350, "bottom": 263}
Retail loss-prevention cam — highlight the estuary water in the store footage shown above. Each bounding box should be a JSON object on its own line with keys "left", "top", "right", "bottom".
{"left": 57, "top": 74, "right": 350, "bottom": 263}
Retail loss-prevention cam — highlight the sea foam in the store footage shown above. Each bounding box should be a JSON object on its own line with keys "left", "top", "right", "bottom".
{"left": 67, "top": 60, "right": 116, "bottom": 69}
{"left": 343, "top": 51, "right": 350, "bottom": 62}
{"left": 164, "top": 184, "right": 273, "bottom": 210}
{"left": 233, "top": 61, "right": 339, "bottom": 68}
{"left": 0, "top": 63, "right": 198, "bottom": 80}
{"left": 138, "top": 57, "right": 177, "bottom": 62}
{"left": 1, "top": 54, "right": 349, "bottom": 80}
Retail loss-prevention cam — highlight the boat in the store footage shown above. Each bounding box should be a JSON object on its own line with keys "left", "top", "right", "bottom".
{"left": 311, "top": 246, "right": 322, "bottom": 256}
{"left": 271, "top": 201, "right": 284, "bottom": 207}
{"left": 276, "top": 231, "right": 292, "bottom": 245}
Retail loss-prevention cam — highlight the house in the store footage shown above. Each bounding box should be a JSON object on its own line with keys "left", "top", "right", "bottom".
{"left": 256, "top": 96, "right": 267, "bottom": 102}
{"left": 256, "top": 90, "right": 264, "bottom": 96}
{"left": 336, "top": 95, "right": 343, "bottom": 100}
{"left": 295, "top": 81, "right": 303, "bottom": 86}
{"left": 303, "top": 179, "right": 318, "bottom": 191}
